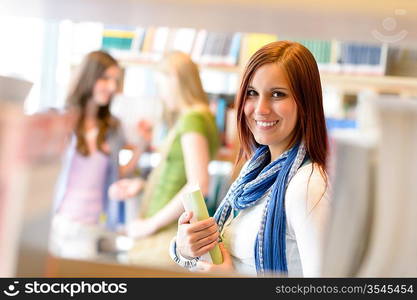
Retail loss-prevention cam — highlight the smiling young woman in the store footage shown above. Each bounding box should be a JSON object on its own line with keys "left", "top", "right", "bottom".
{"left": 243, "top": 63, "right": 299, "bottom": 160}
{"left": 236, "top": 41, "right": 328, "bottom": 167}
{"left": 171, "top": 41, "right": 330, "bottom": 277}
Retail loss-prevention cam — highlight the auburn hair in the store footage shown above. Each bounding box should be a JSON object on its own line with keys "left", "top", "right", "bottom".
{"left": 66, "top": 50, "right": 119, "bottom": 156}
{"left": 235, "top": 41, "right": 328, "bottom": 172}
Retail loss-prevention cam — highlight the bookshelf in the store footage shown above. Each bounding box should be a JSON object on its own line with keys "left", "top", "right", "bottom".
{"left": 53, "top": 21, "right": 417, "bottom": 163}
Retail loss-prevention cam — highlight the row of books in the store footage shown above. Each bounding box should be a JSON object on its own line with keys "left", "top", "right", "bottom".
{"left": 102, "top": 26, "right": 243, "bottom": 67}
{"left": 293, "top": 39, "right": 388, "bottom": 75}
{"left": 101, "top": 26, "right": 388, "bottom": 75}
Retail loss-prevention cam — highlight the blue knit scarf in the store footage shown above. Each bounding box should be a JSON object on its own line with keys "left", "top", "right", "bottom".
{"left": 214, "top": 142, "right": 307, "bottom": 275}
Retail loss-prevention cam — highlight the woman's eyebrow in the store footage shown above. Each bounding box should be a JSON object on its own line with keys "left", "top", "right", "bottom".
{"left": 247, "top": 85, "right": 288, "bottom": 91}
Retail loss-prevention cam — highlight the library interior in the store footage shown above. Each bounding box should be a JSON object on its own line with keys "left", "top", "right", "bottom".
{"left": 1, "top": 0, "right": 416, "bottom": 278}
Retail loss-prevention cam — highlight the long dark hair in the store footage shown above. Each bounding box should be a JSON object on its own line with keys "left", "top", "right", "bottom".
{"left": 66, "top": 51, "right": 119, "bottom": 156}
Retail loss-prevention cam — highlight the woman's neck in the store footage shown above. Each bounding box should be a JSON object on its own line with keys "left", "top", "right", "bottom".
{"left": 269, "top": 142, "right": 293, "bottom": 161}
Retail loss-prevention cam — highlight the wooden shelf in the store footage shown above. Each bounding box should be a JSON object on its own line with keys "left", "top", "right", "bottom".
{"left": 118, "top": 56, "right": 240, "bottom": 73}
{"left": 321, "top": 73, "right": 417, "bottom": 94}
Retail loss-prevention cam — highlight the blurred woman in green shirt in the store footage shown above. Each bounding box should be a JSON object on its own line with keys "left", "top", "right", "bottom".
{"left": 108, "top": 51, "right": 220, "bottom": 267}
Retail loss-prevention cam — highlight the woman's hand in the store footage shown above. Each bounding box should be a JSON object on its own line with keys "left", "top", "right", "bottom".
{"left": 195, "top": 243, "right": 235, "bottom": 274}
{"left": 108, "top": 178, "right": 144, "bottom": 201}
{"left": 176, "top": 211, "right": 220, "bottom": 259}
{"left": 137, "top": 119, "right": 153, "bottom": 146}
{"left": 126, "top": 217, "right": 158, "bottom": 239}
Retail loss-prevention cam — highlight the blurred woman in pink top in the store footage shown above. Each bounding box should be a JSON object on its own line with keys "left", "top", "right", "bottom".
{"left": 49, "top": 51, "right": 141, "bottom": 259}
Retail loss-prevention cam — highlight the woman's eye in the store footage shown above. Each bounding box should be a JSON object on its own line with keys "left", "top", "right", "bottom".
{"left": 272, "top": 91, "right": 286, "bottom": 98}
{"left": 246, "top": 89, "right": 257, "bottom": 97}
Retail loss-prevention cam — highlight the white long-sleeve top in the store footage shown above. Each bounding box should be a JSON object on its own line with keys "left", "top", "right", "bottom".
{"left": 221, "top": 162, "right": 330, "bottom": 277}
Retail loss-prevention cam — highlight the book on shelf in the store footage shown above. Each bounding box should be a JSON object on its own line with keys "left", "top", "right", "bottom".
{"left": 292, "top": 39, "right": 333, "bottom": 72}
{"left": 338, "top": 42, "right": 388, "bottom": 76}
{"left": 215, "top": 97, "right": 227, "bottom": 134}
{"left": 102, "top": 26, "right": 136, "bottom": 51}
{"left": 192, "top": 31, "right": 241, "bottom": 67}
{"left": 239, "top": 33, "right": 278, "bottom": 67}
{"left": 208, "top": 93, "right": 236, "bottom": 150}
{"left": 279, "top": 39, "right": 387, "bottom": 76}
{"left": 191, "top": 29, "right": 208, "bottom": 63}
{"left": 385, "top": 47, "right": 417, "bottom": 77}
{"left": 150, "top": 27, "right": 170, "bottom": 60}
{"left": 225, "top": 32, "right": 242, "bottom": 66}
{"left": 165, "top": 28, "right": 196, "bottom": 54}
{"left": 139, "top": 27, "right": 171, "bottom": 61}
{"left": 101, "top": 26, "right": 147, "bottom": 61}
{"left": 140, "top": 27, "right": 156, "bottom": 59}
{"left": 131, "top": 27, "right": 146, "bottom": 53}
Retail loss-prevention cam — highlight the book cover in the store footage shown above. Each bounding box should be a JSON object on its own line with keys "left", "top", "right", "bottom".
{"left": 239, "top": 33, "right": 278, "bottom": 67}
{"left": 170, "top": 28, "right": 197, "bottom": 54}
{"left": 182, "top": 187, "right": 223, "bottom": 265}
{"left": 191, "top": 30, "right": 208, "bottom": 63}
{"left": 225, "top": 32, "right": 242, "bottom": 66}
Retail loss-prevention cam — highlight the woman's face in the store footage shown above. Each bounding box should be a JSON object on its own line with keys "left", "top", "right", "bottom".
{"left": 244, "top": 63, "right": 298, "bottom": 159}
{"left": 92, "top": 65, "right": 120, "bottom": 106}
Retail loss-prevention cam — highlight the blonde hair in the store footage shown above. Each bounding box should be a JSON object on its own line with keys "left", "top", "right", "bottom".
{"left": 158, "top": 51, "right": 209, "bottom": 110}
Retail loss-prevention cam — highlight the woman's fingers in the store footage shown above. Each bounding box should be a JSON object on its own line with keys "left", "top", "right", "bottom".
{"left": 190, "top": 223, "right": 218, "bottom": 243}
{"left": 218, "top": 242, "right": 231, "bottom": 263}
{"left": 193, "top": 229, "right": 219, "bottom": 250}
{"left": 187, "top": 217, "right": 217, "bottom": 233}
{"left": 193, "top": 239, "right": 218, "bottom": 257}
{"left": 177, "top": 215, "right": 219, "bottom": 258}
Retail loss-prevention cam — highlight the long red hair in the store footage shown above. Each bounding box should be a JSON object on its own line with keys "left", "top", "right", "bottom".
{"left": 235, "top": 41, "right": 328, "bottom": 172}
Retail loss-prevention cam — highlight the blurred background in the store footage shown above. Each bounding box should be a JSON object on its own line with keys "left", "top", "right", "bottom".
{"left": 0, "top": 0, "right": 416, "bottom": 277}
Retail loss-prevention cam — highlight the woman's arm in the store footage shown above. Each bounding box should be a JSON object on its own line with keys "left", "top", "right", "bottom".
{"left": 285, "top": 163, "right": 331, "bottom": 277}
{"left": 128, "top": 132, "right": 211, "bottom": 237}
{"left": 119, "top": 119, "right": 153, "bottom": 178}
{"left": 118, "top": 144, "right": 143, "bottom": 178}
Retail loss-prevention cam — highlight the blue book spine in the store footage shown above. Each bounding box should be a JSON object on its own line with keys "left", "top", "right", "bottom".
{"left": 216, "top": 98, "right": 227, "bottom": 133}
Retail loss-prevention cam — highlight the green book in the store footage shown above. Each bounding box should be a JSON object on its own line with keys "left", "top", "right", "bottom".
{"left": 182, "top": 188, "right": 223, "bottom": 265}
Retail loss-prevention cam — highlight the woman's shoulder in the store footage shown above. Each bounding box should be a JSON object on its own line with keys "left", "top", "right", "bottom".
{"left": 181, "top": 107, "right": 214, "bottom": 120}
{"left": 286, "top": 162, "right": 329, "bottom": 212}
{"left": 177, "top": 107, "right": 215, "bottom": 135}
{"left": 292, "top": 162, "right": 327, "bottom": 186}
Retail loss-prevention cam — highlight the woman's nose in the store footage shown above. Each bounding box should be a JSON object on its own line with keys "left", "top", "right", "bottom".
{"left": 254, "top": 96, "right": 271, "bottom": 115}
